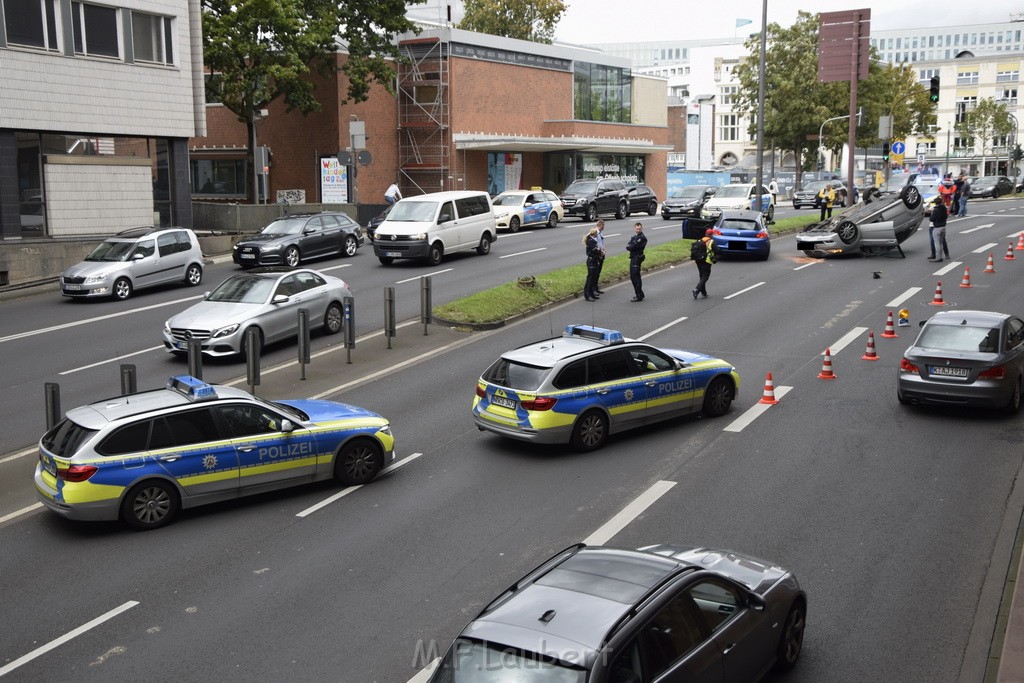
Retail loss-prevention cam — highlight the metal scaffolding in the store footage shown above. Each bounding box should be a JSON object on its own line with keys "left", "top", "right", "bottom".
{"left": 397, "top": 37, "right": 450, "bottom": 195}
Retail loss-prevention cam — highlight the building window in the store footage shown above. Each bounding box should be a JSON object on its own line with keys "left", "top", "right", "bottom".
{"left": 718, "top": 85, "right": 737, "bottom": 106}
{"left": 131, "top": 11, "right": 173, "bottom": 65}
{"left": 956, "top": 70, "right": 978, "bottom": 85}
{"left": 574, "top": 62, "right": 631, "bottom": 124}
{"left": 955, "top": 96, "right": 977, "bottom": 124}
{"left": 71, "top": 1, "right": 120, "bottom": 58}
{"left": 719, "top": 114, "right": 739, "bottom": 141}
{"left": 3, "top": 0, "right": 60, "bottom": 50}
{"left": 998, "top": 88, "right": 1018, "bottom": 105}
{"left": 191, "top": 158, "right": 247, "bottom": 197}
{"left": 997, "top": 70, "right": 1019, "bottom": 82}
{"left": 953, "top": 136, "right": 970, "bottom": 150}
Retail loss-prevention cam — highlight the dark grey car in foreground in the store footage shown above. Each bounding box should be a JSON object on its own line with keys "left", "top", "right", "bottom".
{"left": 795, "top": 184, "right": 923, "bottom": 257}
{"left": 898, "top": 310, "right": 1024, "bottom": 412}
{"left": 428, "top": 543, "right": 806, "bottom": 682}
{"left": 233, "top": 212, "right": 363, "bottom": 268}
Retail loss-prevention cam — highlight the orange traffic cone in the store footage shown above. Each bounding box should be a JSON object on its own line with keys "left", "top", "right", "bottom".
{"left": 881, "top": 311, "right": 899, "bottom": 338}
{"left": 861, "top": 330, "right": 879, "bottom": 361}
{"left": 1005, "top": 243, "right": 1016, "bottom": 261}
{"left": 959, "top": 266, "right": 972, "bottom": 288}
{"left": 758, "top": 372, "right": 779, "bottom": 405}
{"left": 817, "top": 348, "right": 837, "bottom": 380}
{"left": 929, "top": 281, "right": 947, "bottom": 305}
{"left": 1016, "top": 232, "right": 1024, "bottom": 251}
{"left": 984, "top": 253, "right": 997, "bottom": 273}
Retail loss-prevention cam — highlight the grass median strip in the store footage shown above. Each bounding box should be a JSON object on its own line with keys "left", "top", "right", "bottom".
{"left": 433, "top": 214, "right": 821, "bottom": 326}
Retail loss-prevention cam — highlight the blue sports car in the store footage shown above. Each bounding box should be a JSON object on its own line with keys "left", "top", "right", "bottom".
{"left": 711, "top": 210, "right": 771, "bottom": 260}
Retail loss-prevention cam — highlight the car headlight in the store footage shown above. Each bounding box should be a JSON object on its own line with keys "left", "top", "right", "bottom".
{"left": 84, "top": 274, "right": 109, "bottom": 284}
{"left": 164, "top": 321, "right": 171, "bottom": 333}
{"left": 379, "top": 423, "right": 391, "bottom": 435}
{"left": 413, "top": 233, "right": 427, "bottom": 240}
{"left": 262, "top": 244, "right": 282, "bottom": 252}
{"left": 495, "top": 211, "right": 509, "bottom": 219}
{"left": 575, "top": 198, "right": 586, "bottom": 205}
{"left": 212, "top": 324, "right": 240, "bottom": 338}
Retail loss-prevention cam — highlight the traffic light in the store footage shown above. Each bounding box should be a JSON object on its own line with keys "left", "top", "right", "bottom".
{"left": 1014, "top": 144, "right": 1023, "bottom": 162}
{"left": 929, "top": 76, "right": 940, "bottom": 103}
{"left": 882, "top": 142, "right": 890, "bottom": 161}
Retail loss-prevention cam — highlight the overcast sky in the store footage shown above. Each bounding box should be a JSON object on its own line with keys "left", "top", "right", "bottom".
{"left": 552, "top": 1, "right": 1020, "bottom": 45}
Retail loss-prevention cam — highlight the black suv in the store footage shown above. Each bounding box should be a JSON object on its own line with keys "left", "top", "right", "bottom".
{"left": 625, "top": 184, "right": 659, "bottom": 216}
{"left": 429, "top": 543, "right": 806, "bottom": 682}
{"left": 560, "top": 178, "right": 629, "bottom": 221}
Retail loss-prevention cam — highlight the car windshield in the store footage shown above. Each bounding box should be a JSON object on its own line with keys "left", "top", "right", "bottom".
{"left": 492, "top": 194, "right": 525, "bottom": 207}
{"left": 41, "top": 418, "right": 97, "bottom": 457}
{"left": 715, "top": 185, "right": 749, "bottom": 198}
{"left": 672, "top": 186, "right": 705, "bottom": 198}
{"left": 918, "top": 324, "right": 1001, "bottom": 353}
{"left": 262, "top": 218, "right": 307, "bottom": 236}
{"left": 85, "top": 240, "right": 135, "bottom": 262}
{"left": 207, "top": 276, "right": 276, "bottom": 304}
{"left": 388, "top": 201, "right": 439, "bottom": 222}
{"left": 565, "top": 181, "right": 596, "bottom": 194}
{"left": 482, "top": 358, "right": 549, "bottom": 391}
{"left": 437, "top": 639, "right": 586, "bottom": 683}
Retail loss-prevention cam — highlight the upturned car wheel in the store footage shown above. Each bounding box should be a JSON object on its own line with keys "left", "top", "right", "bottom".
{"left": 547, "top": 213, "right": 559, "bottom": 228}
{"left": 427, "top": 243, "right": 443, "bottom": 265}
{"left": 476, "top": 234, "right": 492, "bottom": 255}
{"left": 343, "top": 235, "right": 358, "bottom": 257}
{"left": 113, "top": 277, "right": 132, "bottom": 301}
{"left": 323, "top": 302, "right": 343, "bottom": 334}
{"left": 900, "top": 184, "right": 922, "bottom": 209}
{"left": 836, "top": 220, "right": 859, "bottom": 245}
{"left": 284, "top": 246, "right": 301, "bottom": 268}
{"left": 508, "top": 216, "right": 520, "bottom": 233}
{"left": 334, "top": 439, "right": 383, "bottom": 485}
{"left": 121, "top": 480, "right": 179, "bottom": 530}
{"left": 774, "top": 601, "right": 806, "bottom": 672}
{"left": 184, "top": 264, "right": 203, "bottom": 286}
{"left": 571, "top": 410, "right": 608, "bottom": 452}
{"left": 702, "top": 377, "right": 733, "bottom": 417}
{"left": 586, "top": 204, "right": 598, "bottom": 222}
{"left": 615, "top": 201, "right": 627, "bottom": 219}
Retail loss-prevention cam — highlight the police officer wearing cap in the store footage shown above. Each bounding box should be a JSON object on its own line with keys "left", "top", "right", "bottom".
{"left": 626, "top": 222, "right": 647, "bottom": 302}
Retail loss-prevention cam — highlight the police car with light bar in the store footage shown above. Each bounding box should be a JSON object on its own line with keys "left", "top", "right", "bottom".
{"left": 472, "top": 325, "right": 740, "bottom": 451}
{"left": 34, "top": 376, "right": 395, "bottom": 530}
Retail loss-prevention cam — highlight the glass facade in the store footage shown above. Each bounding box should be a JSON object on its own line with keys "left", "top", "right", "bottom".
{"left": 573, "top": 62, "right": 632, "bottom": 123}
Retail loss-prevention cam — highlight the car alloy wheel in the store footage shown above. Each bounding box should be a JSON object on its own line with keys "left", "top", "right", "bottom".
{"left": 284, "top": 246, "right": 301, "bottom": 268}
{"left": 343, "top": 235, "right": 358, "bottom": 257}
{"left": 1005, "top": 377, "right": 1022, "bottom": 415}
{"left": 113, "top": 277, "right": 132, "bottom": 301}
{"left": 547, "top": 213, "right": 559, "bottom": 228}
{"left": 334, "top": 439, "right": 383, "bottom": 485}
{"left": 702, "top": 377, "right": 733, "bottom": 416}
{"left": 508, "top": 216, "right": 520, "bottom": 233}
{"left": 477, "top": 234, "right": 492, "bottom": 255}
{"left": 647, "top": 201, "right": 657, "bottom": 216}
{"left": 586, "top": 204, "right": 597, "bottom": 222}
{"left": 775, "top": 602, "right": 806, "bottom": 671}
{"left": 122, "top": 480, "right": 179, "bottom": 530}
{"left": 615, "top": 201, "right": 627, "bottom": 219}
{"left": 323, "top": 303, "right": 343, "bottom": 334}
{"left": 571, "top": 410, "right": 607, "bottom": 452}
{"left": 836, "top": 220, "right": 859, "bottom": 245}
{"left": 185, "top": 264, "right": 203, "bottom": 286}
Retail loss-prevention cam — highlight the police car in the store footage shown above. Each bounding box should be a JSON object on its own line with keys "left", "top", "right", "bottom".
{"left": 34, "top": 376, "right": 395, "bottom": 530}
{"left": 473, "top": 325, "right": 740, "bottom": 451}
{"left": 491, "top": 189, "right": 563, "bottom": 232}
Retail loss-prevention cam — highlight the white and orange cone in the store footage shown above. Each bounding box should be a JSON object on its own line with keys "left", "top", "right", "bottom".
{"left": 817, "top": 348, "right": 837, "bottom": 380}
{"left": 1005, "top": 243, "right": 1016, "bottom": 261}
{"left": 984, "top": 253, "right": 997, "bottom": 273}
{"left": 758, "top": 372, "right": 779, "bottom": 405}
{"left": 861, "top": 330, "right": 879, "bottom": 361}
{"left": 929, "top": 281, "right": 947, "bottom": 306}
{"left": 1016, "top": 232, "right": 1024, "bottom": 251}
{"left": 959, "top": 266, "right": 972, "bottom": 288}
{"left": 881, "top": 311, "right": 899, "bottom": 338}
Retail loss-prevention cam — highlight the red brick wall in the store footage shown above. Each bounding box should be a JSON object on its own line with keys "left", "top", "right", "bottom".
{"left": 450, "top": 59, "right": 572, "bottom": 134}
{"left": 667, "top": 104, "right": 686, "bottom": 153}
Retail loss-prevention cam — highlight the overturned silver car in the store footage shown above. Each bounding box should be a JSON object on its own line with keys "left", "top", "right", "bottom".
{"left": 795, "top": 185, "right": 924, "bottom": 257}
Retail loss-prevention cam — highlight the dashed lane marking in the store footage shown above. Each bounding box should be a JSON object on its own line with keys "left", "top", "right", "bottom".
{"left": 723, "top": 386, "right": 794, "bottom": 432}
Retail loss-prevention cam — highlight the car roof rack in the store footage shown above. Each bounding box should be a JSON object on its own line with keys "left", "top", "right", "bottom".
{"left": 476, "top": 543, "right": 587, "bottom": 618}
{"left": 600, "top": 563, "right": 701, "bottom": 647}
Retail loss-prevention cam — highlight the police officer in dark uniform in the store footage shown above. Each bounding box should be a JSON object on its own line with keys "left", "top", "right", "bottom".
{"left": 626, "top": 222, "right": 647, "bottom": 302}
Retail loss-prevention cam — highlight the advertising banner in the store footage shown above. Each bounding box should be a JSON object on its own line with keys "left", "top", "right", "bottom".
{"left": 487, "top": 153, "right": 522, "bottom": 195}
{"left": 320, "top": 157, "right": 349, "bottom": 203}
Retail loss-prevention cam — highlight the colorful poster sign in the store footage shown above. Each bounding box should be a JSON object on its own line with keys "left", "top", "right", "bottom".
{"left": 320, "top": 157, "right": 349, "bottom": 203}
{"left": 487, "top": 153, "right": 522, "bottom": 195}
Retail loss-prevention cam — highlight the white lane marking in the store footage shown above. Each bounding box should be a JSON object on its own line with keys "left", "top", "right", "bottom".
{"left": 723, "top": 281, "right": 766, "bottom": 300}
{"left": 973, "top": 242, "right": 998, "bottom": 254}
{"left": 1007, "top": 231, "right": 1024, "bottom": 239}
{"left": 0, "top": 600, "right": 139, "bottom": 677}
{"left": 637, "top": 316, "right": 688, "bottom": 342}
{"left": 317, "top": 264, "right": 353, "bottom": 273}
{"left": 60, "top": 345, "right": 165, "bottom": 376}
{"left": 793, "top": 262, "right": 819, "bottom": 271}
{"left": 0, "top": 503, "right": 42, "bottom": 525}
{"left": 407, "top": 658, "right": 440, "bottom": 683}
{"left": 499, "top": 247, "right": 547, "bottom": 259}
{"left": 960, "top": 223, "right": 994, "bottom": 234}
{"left": 395, "top": 269, "right": 452, "bottom": 285}
{"left": 887, "top": 287, "right": 922, "bottom": 308}
{"left": 0, "top": 447, "right": 36, "bottom": 464}
{"left": 583, "top": 480, "right": 676, "bottom": 546}
{"left": 295, "top": 453, "right": 422, "bottom": 518}
{"left": 497, "top": 230, "right": 533, "bottom": 238}
{"left": 651, "top": 224, "right": 680, "bottom": 231}
{"left": 934, "top": 261, "right": 962, "bottom": 276}
{"left": 605, "top": 233, "right": 621, "bottom": 238}
{"left": 829, "top": 326, "right": 868, "bottom": 355}
{"left": 723, "top": 386, "right": 794, "bottom": 433}
{"left": 0, "top": 296, "right": 204, "bottom": 345}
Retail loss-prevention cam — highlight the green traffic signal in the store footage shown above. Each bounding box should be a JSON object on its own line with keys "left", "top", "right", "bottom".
{"left": 882, "top": 142, "right": 890, "bottom": 161}
{"left": 929, "top": 76, "right": 940, "bottom": 104}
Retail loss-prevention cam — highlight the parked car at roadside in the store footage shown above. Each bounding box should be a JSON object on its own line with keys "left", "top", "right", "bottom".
{"left": 792, "top": 180, "right": 848, "bottom": 209}
{"left": 624, "top": 184, "right": 659, "bottom": 216}
{"left": 232, "top": 212, "right": 363, "bottom": 268}
{"left": 969, "top": 175, "right": 1014, "bottom": 199}
{"left": 661, "top": 185, "right": 717, "bottom": 220}
{"left": 559, "top": 178, "right": 629, "bottom": 221}
{"left": 702, "top": 183, "right": 775, "bottom": 222}
{"left": 491, "top": 189, "right": 563, "bottom": 232}
{"left": 60, "top": 227, "right": 204, "bottom": 301}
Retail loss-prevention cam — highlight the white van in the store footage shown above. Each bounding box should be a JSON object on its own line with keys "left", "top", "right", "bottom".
{"left": 372, "top": 190, "right": 497, "bottom": 266}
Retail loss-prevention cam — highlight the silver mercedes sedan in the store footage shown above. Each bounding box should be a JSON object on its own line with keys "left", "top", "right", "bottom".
{"left": 163, "top": 268, "right": 351, "bottom": 357}
{"left": 898, "top": 310, "right": 1024, "bottom": 413}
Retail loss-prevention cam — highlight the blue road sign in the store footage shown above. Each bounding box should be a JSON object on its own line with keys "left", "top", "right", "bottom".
{"left": 891, "top": 141, "right": 905, "bottom": 155}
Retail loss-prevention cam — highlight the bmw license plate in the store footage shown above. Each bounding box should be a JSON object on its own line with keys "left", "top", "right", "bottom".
{"left": 491, "top": 395, "right": 517, "bottom": 410}
{"left": 64, "top": 284, "right": 81, "bottom": 291}
{"left": 930, "top": 365, "right": 968, "bottom": 377}
{"left": 385, "top": 251, "right": 401, "bottom": 258}
{"left": 240, "top": 253, "right": 255, "bottom": 259}
{"left": 42, "top": 457, "right": 56, "bottom": 476}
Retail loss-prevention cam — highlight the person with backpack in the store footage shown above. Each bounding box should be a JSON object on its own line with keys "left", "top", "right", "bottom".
{"left": 691, "top": 228, "right": 718, "bottom": 299}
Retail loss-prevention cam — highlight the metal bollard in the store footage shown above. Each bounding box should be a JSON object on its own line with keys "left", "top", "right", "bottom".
{"left": 187, "top": 338, "right": 203, "bottom": 379}
{"left": 120, "top": 364, "right": 137, "bottom": 396}
{"left": 344, "top": 296, "right": 355, "bottom": 364}
{"left": 384, "top": 286, "right": 396, "bottom": 350}
{"left": 44, "top": 382, "right": 61, "bottom": 431}
{"left": 246, "top": 327, "right": 261, "bottom": 393}
{"left": 297, "top": 308, "right": 310, "bottom": 380}
{"left": 420, "top": 276, "right": 432, "bottom": 335}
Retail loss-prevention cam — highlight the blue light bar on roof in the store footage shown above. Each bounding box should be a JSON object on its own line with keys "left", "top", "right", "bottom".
{"left": 563, "top": 325, "right": 624, "bottom": 345}
{"left": 166, "top": 375, "right": 217, "bottom": 401}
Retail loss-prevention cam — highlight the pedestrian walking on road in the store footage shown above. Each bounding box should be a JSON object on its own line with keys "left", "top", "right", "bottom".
{"left": 691, "top": 229, "right": 718, "bottom": 299}
{"left": 817, "top": 185, "right": 836, "bottom": 222}
{"left": 768, "top": 178, "right": 779, "bottom": 206}
{"left": 928, "top": 201, "right": 950, "bottom": 263}
{"left": 594, "top": 219, "right": 607, "bottom": 293}
{"left": 583, "top": 227, "right": 602, "bottom": 301}
{"left": 626, "top": 222, "right": 647, "bottom": 302}
{"left": 385, "top": 182, "right": 402, "bottom": 205}
{"left": 958, "top": 174, "right": 971, "bottom": 217}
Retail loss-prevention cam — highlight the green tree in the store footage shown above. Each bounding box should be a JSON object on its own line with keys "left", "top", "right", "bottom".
{"left": 458, "top": 0, "right": 567, "bottom": 43}
{"left": 203, "top": 0, "right": 423, "bottom": 202}
{"left": 957, "top": 97, "right": 1014, "bottom": 173}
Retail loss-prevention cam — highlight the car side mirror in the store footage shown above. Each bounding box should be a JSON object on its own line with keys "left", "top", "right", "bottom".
{"left": 747, "top": 592, "right": 766, "bottom": 612}
{"left": 303, "top": 228, "right": 315, "bottom": 235}
{"left": 272, "top": 294, "right": 289, "bottom": 304}
{"left": 674, "top": 359, "right": 687, "bottom": 370}
{"left": 439, "top": 213, "right": 451, "bottom": 223}
{"left": 132, "top": 252, "right": 146, "bottom": 260}
{"left": 280, "top": 419, "right": 295, "bottom": 432}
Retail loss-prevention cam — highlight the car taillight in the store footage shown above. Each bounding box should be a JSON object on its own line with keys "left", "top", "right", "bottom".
{"left": 978, "top": 366, "right": 1005, "bottom": 379}
{"left": 476, "top": 385, "right": 486, "bottom": 398}
{"left": 520, "top": 396, "right": 557, "bottom": 411}
{"left": 755, "top": 231, "right": 768, "bottom": 238}
{"left": 58, "top": 464, "right": 98, "bottom": 482}
{"left": 899, "top": 358, "right": 919, "bottom": 373}
{"left": 712, "top": 229, "right": 723, "bottom": 235}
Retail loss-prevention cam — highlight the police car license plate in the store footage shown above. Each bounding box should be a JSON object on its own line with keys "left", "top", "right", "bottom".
{"left": 42, "top": 457, "right": 57, "bottom": 476}
{"left": 930, "top": 365, "right": 968, "bottom": 377}
{"left": 385, "top": 251, "right": 401, "bottom": 258}
{"left": 64, "top": 284, "right": 81, "bottom": 291}
{"left": 240, "top": 253, "right": 255, "bottom": 259}
{"left": 491, "top": 395, "right": 517, "bottom": 410}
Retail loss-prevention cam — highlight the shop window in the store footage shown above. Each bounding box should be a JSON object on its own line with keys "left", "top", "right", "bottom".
{"left": 3, "top": 0, "right": 60, "bottom": 50}
{"left": 131, "top": 11, "right": 173, "bottom": 65}
{"left": 71, "top": 1, "right": 120, "bottom": 59}
{"left": 191, "top": 159, "right": 247, "bottom": 197}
